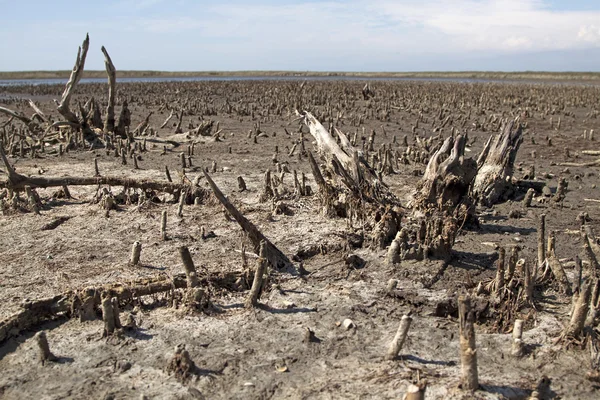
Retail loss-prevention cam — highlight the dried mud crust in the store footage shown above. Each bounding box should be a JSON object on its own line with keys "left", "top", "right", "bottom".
{"left": 1, "top": 80, "right": 600, "bottom": 399}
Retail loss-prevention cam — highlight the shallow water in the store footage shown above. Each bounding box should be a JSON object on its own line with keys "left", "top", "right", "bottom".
{"left": 1, "top": 75, "right": 597, "bottom": 87}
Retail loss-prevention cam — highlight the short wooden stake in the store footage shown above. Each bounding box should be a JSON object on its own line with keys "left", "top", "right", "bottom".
{"left": 111, "top": 297, "right": 121, "bottom": 329}
{"left": 458, "top": 296, "right": 479, "bottom": 391}
{"left": 385, "top": 314, "right": 413, "bottom": 360}
{"left": 564, "top": 281, "right": 591, "bottom": 338}
{"left": 237, "top": 176, "right": 247, "bottom": 192}
{"left": 403, "top": 381, "right": 427, "bottom": 400}
{"left": 537, "top": 214, "right": 546, "bottom": 276}
{"left": 35, "top": 331, "right": 57, "bottom": 364}
{"left": 177, "top": 191, "right": 185, "bottom": 217}
{"left": 102, "top": 296, "right": 116, "bottom": 336}
{"left": 523, "top": 188, "right": 535, "bottom": 207}
{"left": 511, "top": 319, "right": 524, "bottom": 357}
{"left": 582, "top": 232, "right": 600, "bottom": 276}
{"left": 179, "top": 246, "right": 199, "bottom": 288}
{"left": 130, "top": 241, "right": 142, "bottom": 265}
{"left": 160, "top": 210, "right": 167, "bottom": 240}
{"left": 495, "top": 247, "right": 506, "bottom": 295}
{"left": 245, "top": 241, "right": 267, "bottom": 309}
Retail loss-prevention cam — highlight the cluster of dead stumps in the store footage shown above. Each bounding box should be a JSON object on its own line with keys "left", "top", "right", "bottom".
{"left": 2, "top": 34, "right": 600, "bottom": 398}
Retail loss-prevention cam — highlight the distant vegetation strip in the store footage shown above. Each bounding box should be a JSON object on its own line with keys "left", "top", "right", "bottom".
{"left": 1, "top": 70, "right": 600, "bottom": 81}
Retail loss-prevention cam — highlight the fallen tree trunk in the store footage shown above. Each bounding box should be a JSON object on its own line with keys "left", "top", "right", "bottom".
{"left": 0, "top": 146, "right": 205, "bottom": 197}
{"left": 203, "top": 170, "right": 295, "bottom": 272}
{"left": 0, "top": 272, "right": 243, "bottom": 345}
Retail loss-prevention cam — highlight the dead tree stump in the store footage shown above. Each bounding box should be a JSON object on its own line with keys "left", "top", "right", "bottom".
{"left": 35, "top": 331, "right": 57, "bottom": 364}
{"left": 102, "top": 296, "right": 116, "bottom": 337}
{"left": 130, "top": 241, "right": 142, "bottom": 265}
{"left": 564, "top": 282, "right": 591, "bottom": 339}
{"left": 458, "top": 296, "right": 479, "bottom": 391}
{"left": 166, "top": 345, "right": 196, "bottom": 383}
{"left": 179, "top": 246, "right": 199, "bottom": 288}
{"left": 511, "top": 319, "right": 524, "bottom": 357}
{"left": 385, "top": 314, "right": 413, "bottom": 360}
{"left": 471, "top": 118, "right": 523, "bottom": 206}
{"left": 414, "top": 135, "right": 477, "bottom": 214}
{"left": 245, "top": 241, "right": 267, "bottom": 308}
{"left": 403, "top": 381, "right": 427, "bottom": 400}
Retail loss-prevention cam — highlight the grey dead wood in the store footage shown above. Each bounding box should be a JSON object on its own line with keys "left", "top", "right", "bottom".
{"left": 471, "top": 118, "right": 523, "bottom": 206}
{"left": 57, "top": 34, "right": 89, "bottom": 125}
{"left": 0, "top": 144, "right": 204, "bottom": 198}
{"left": 0, "top": 272, "right": 246, "bottom": 345}
{"left": 385, "top": 314, "right": 413, "bottom": 360}
{"left": 537, "top": 214, "right": 546, "bottom": 274}
{"left": 582, "top": 232, "right": 600, "bottom": 276}
{"left": 160, "top": 210, "right": 168, "bottom": 240}
{"left": 458, "top": 296, "right": 479, "bottom": 391}
{"left": 547, "top": 253, "right": 572, "bottom": 295}
{"left": 130, "top": 241, "right": 142, "bottom": 265}
{"left": 511, "top": 319, "right": 524, "bottom": 357}
{"left": 35, "top": 331, "right": 57, "bottom": 364}
{"left": 564, "top": 281, "right": 591, "bottom": 339}
{"left": 160, "top": 109, "right": 175, "bottom": 129}
{"left": 101, "top": 46, "right": 116, "bottom": 133}
{"left": 202, "top": 169, "right": 294, "bottom": 272}
{"left": 179, "top": 246, "right": 199, "bottom": 288}
{"left": 101, "top": 296, "right": 116, "bottom": 336}
{"left": 245, "top": 241, "right": 268, "bottom": 308}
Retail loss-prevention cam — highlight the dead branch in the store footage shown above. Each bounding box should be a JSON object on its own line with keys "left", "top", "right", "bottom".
{"left": 0, "top": 147, "right": 205, "bottom": 202}
{"left": 0, "top": 106, "right": 41, "bottom": 136}
{"left": 27, "top": 99, "right": 47, "bottom": 123}
{"left": 160, "top": 109, "right": 175, "bottom": 129}
{"left": 202, "top": 170, "right": 294, "bottom": 272}
{"left": 133, "top": 112, "right": 153, "bottom": 135}
{"left": 57, "top": 34, "right": 90, "bottom": 126}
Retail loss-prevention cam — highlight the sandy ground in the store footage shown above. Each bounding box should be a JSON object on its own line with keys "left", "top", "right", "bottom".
{"left": 1, "top": 80, "right": 600, "bottom": 399}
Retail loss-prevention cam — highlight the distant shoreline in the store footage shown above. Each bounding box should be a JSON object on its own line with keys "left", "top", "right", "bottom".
{"left": 1, "top": 70, "right": 600, "bottom": 82}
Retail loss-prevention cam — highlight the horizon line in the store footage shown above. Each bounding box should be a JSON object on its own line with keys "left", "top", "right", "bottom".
{"left": 2, "top": 70, "right": 600, "bottom": 81}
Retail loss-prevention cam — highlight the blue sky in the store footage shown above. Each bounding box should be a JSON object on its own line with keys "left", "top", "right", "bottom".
{"left": 1, "top": 0, "right": 599, "bottom": 72}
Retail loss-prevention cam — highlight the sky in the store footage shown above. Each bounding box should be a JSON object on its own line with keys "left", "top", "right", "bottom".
{"left": 1, "top": 0, "right": 599, "bottom": 72}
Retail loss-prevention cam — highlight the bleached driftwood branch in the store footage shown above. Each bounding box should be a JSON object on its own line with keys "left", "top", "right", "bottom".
{"left": 202, "top": 169, "right": 294, "bottom": 272}
{"left": 101, "top": 45, "right": 116, "bottom": 133}
{"left": 57, "top": 33, "right": 90, "bottom": 126}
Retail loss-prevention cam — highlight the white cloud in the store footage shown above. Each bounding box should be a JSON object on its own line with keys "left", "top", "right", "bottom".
{"left": 130, "top": 0, "right": 600, "bottom": 54}
{"left": 373, "top": 0, "right": 600, "bottom": 52}
{"left": 2, "top": 0, "right": 600, "bottom": 70}
{"left": 91, "top": 0, "right": 600, "bottom": 55}
{"left": 578, "top": 25, "right": 600, "bottom": 45}
{"left": 502, "top": 37, "right": 533, "bottom": 50}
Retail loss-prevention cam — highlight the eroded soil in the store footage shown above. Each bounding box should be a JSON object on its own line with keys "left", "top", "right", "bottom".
{"left": 1, "top": 80, "right": 600, "bottom": 399}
